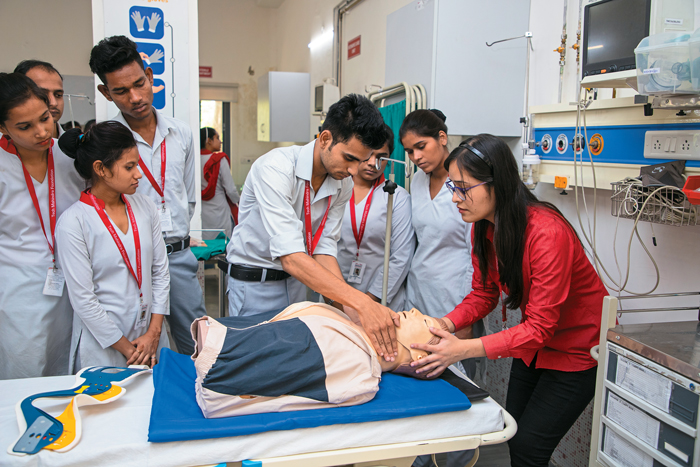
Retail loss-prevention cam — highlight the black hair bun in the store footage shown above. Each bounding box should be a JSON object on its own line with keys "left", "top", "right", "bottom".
{"left": 429, "top": 109, "right": 446, "bottom": 123}
{"left": 58, "top": 128, "right": 84, "bottom": 159}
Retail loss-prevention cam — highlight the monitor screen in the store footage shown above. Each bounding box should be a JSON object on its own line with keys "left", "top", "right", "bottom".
{"left": 583, "top": 0, "right": 651, "bottom": 76}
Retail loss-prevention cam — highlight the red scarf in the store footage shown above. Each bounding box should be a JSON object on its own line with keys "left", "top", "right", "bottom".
{"left": 201, "top": 150, "right": 238, "bottom": 224}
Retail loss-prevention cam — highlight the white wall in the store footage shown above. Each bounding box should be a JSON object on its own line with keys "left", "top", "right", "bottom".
{"left": 0, "top": 0, "right": 94, "bottom": 76}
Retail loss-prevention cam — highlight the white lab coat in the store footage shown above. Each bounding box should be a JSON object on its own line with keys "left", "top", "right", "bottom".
{"left": 201, "top": 151, "right": 240, "bottom": 240}
{"left": 337, "top": 180, "right": 415, "bottom": 311}
{"left": 55, "top": 193, "right": 170, "bottom": 372}
{"left": 113, "top": 108, "right": 196, "bottom": 243}
{"left": 406, "top": 170, "right": 473, "bottom": 319}
{"left": 0, "top": 138, "right": 83, "bottom": 379}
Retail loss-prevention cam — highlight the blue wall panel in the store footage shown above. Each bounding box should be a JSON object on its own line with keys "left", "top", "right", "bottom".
{"left": 534, "top": 123, "right": 700, "bottom": 168}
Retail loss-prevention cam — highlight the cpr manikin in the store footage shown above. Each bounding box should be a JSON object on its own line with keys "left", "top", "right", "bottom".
{"left": 191, "top": 302, "right": 444, "bottom": 419}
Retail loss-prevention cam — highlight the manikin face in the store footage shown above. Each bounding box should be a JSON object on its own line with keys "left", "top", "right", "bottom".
{"left": 25, "top": 68, "right": 64, "bottom": 124}
{"left": 94, "top": 146, "right": 143, "bottom": 195}
{"left": 391, "top": 308, "right": 444, "bottom": 379}
{"left": 98, "top": 61, "right": 154, "bottom": 121}
{"left": 319, "top": 131, "right": 372, "bottom": 180}
{"left": 0, "top": 96, "right": 54, "bottom": 153}
{"left": 447, "top": 160, "right": 496, "bottom": 224}
{"left": 356, "top": 143, "right": 390, "bottom": 183}
{"left": 401, "top": 130, "right": 448, "bottom": 174}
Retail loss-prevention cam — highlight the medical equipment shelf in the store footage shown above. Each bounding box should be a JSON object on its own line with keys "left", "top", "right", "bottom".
{"left": 610, "top": 179, "right": 698, "bottom": 226}
{"left": 590, "top": 296, "right": 700, "bottom": 467}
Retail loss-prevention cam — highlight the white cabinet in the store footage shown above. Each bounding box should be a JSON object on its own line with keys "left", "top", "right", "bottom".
{"left": 257, "top": 72, "right": 310, "bottom": 142}
{"left": 385, "top": 0, "right": 530, "bottom": 137}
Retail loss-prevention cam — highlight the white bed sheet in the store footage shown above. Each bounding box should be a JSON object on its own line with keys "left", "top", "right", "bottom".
{"left": 0, "top": 371, "right": 504, "bottom": 467}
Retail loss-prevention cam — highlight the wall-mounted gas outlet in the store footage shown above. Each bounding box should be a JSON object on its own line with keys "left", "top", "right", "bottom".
{"left": 644, "top": 130, "right": 700, "bottom": 160}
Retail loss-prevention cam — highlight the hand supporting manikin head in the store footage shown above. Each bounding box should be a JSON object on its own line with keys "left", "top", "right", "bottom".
{"left": 385, "top": 308, "right": 448, "bottom": 379}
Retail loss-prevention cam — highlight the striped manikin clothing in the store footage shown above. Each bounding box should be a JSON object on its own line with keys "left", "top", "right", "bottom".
{"left": 190, "top": 302, "right": 382, "bottom": 419}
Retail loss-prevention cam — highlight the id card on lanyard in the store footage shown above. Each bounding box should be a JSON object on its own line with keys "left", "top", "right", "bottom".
{"left": 304, "top": 180, "right": 332, "bottom": 256}
{"left": 85, "top": 191, "right": 149, "bottom": 329}
{"left": 138, "top": 141, "right": 172, "bottom": 232}
{"left": 14, "top": 146, "right": 63, "bottom": 296}
{"left": 348, "top": 176, "right": 384, "bottom": 284}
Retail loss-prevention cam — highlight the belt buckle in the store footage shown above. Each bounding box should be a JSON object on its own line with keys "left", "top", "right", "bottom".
{"left": 166, "top": 243, "right": 174, "bottom": 255}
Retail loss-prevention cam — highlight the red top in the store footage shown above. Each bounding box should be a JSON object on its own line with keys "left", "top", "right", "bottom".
{"left": 445, "top": 206, "right": 607, "bottom": 372}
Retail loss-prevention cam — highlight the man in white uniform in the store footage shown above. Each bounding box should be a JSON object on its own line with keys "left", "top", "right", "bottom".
{"left": 224, "top": 95, "right": 401, "bottom": 360}
{"left": 14, "top": 60, "right": 65, "bottom": 138}
{"left": 89, "top": 36, "right": 206, "bottom": 356}
{"left": 337, "top": 126, "right": 415, "bottom": 311}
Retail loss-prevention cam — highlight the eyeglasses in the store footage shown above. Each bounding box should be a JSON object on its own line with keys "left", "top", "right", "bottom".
{"left": 445, "top": 179, "right": 488, "bottom": 201}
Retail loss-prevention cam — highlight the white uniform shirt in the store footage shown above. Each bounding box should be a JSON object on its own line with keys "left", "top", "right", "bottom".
{"left": 226, "top": 140, "right": 353, "bottom": 269}
{"left": 337, "top": 180, "right": 415, "bottom": 311}
{"left": 55, "top": 193, "right": 170, "bottom": 369}
{"left": 406, "top": 170, "right": 473, "bottom": 318}
{"left": 0, "top": 138, "right": 83, "bottom": 378}
{"left": 201, "top": 151, "right": 240, "bottom": 240}
{"left": 113, "top": 108, "right": 196, "bottom": 243}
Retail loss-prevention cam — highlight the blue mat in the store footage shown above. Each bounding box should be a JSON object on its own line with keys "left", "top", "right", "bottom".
{"left": 149, "top": 348, "right": 472, "bottom": 442}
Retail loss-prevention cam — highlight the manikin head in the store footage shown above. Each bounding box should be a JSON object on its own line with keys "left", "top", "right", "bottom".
{"left": 389, "top": 308, "right": 445, "bottom": 379}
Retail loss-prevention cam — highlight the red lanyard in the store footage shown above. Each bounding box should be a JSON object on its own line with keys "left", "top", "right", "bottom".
{"left": 349, "top": 175, "right": 384, "bottom": 258}
{"left": 304, "top": 180, "right": 332, "bottom": 256}
{"left": 16, "top": 146, "right": 57, "bottom": 262}
{"left": 138, "top": 141, "right": 166, "bottom": 209}
{"left": 86, "top": 191, "right": 143, "bottom": 300}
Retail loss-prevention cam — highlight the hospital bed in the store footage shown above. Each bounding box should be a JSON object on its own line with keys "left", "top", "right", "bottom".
{"left": 0, "top": 370, "right": 514, "bottom": 467}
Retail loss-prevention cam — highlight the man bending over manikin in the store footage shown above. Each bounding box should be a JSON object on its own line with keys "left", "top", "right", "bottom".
{"left": 190, "top": 303, "right": 447, "bottom": 419}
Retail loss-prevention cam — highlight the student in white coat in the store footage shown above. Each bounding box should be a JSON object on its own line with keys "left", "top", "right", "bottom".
{"left": 0, "top": 73, "right": 83, "bottom": 380}
{"left": 400, "top": 109, "right": 476, "bottom": 467}
{"left": 224, "top": 95, "right": 401, "bottom": 360}
{"left": 200, "top": 127, "right": 239, "bottom": 240}
{"left": 55, "top": 122, "right": 170, "bottom": 371}
{"left": 337, "top": 126, "right": 415, "bottom": 312}
{"left": 89, "top": 36, "right": 206, "bottom": 356}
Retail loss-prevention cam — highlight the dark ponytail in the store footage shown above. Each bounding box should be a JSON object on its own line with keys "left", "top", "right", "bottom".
{"left": 58, "top": 121, "right": 137, "bottom": 182}
{"left": 444, "top": 134, "right": 579, "bottom": 310}
{"left": 200, "top": 127, "right": 216, "bottom": 149}
{"left": 399, "top": 109, "right": 447, "bottom": 141}
{"left": 0, "top": 73, "right": 49, "bottom": 124}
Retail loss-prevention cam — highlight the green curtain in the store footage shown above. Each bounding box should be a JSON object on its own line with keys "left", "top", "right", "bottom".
{"left": 378, "top": 100, "right": 406, "bottom": 188}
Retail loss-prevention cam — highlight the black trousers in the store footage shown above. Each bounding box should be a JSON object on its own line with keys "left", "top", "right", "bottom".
{"left": 506, "top": 356, "right": 597, "bottom": 467}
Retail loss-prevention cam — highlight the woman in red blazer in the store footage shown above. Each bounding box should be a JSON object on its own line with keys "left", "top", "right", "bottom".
{"left": 411, "top": 134, "right": 607, "bottom": 467}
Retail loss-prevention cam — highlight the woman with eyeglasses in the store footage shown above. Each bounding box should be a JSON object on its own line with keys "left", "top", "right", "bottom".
{"left": 400, "top": 109, "right": 477, "bottom": 467}
{"left": 410, "top": 134, "right": 607, "bottom": 467}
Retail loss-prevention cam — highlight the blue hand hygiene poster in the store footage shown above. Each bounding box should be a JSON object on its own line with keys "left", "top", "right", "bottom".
{"left": 136, "top": 42, "right": 165, "bottom": 75}
{"left": 129, "top": 6, "right": 164, "bottom": 40}
{"left": 99, "top": 0, "right": 192, "bottom": 120}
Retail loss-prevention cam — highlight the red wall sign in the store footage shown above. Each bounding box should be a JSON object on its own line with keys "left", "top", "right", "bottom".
{"left": 199, "top": 66, "right": 212, "bottom": 78}
{"left": 348, "top": 36, "right": 361, "bottom": 60}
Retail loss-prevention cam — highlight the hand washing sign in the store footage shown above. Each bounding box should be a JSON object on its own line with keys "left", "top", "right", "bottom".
{"left": 95, "top": 0, "right": 193, "bottom": 121}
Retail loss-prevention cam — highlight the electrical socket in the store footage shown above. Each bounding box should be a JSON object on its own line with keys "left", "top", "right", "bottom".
{"left": 644, "top": 130, "right": 700, "bottom": 160}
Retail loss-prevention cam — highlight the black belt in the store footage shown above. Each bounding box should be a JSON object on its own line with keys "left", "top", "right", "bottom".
{"left": 217, "top": 261, "right": 290, "bottom": 282}
{"left": 165, "top": 236, "right": 190, "bottom": 255}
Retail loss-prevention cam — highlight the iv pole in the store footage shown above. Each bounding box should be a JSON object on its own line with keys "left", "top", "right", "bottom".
{"left": 377, "top": 157, "right": 410, "bottom": 306}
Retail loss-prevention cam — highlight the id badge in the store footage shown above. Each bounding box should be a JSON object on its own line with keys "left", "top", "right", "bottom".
{"left": 43, "top": 268, "right": 65, "bottom": 297}
{"left": 159, "top": 206, "right": 173, "bottom": 232}
{"left": 347, "top": 260, "right": 366, "bottom": 284}
{"left": 136, "top": 302, "right": 149, "bottom": 329}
